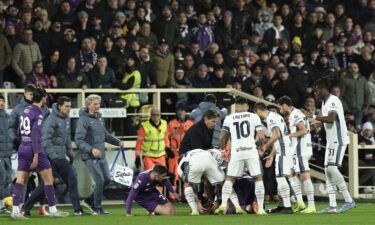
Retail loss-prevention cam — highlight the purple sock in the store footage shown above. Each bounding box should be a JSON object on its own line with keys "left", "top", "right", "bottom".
{"left": 44, "top": 185, "right": 56, "bottom": 207}
{"left": 12, "top": 183, "right": 24, "bottom": 206}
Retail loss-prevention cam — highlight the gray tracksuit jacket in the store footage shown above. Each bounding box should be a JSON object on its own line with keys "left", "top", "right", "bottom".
{"left": 42, "top": 103, "right": 73, "bottom": 160}
{"left": 0, "top": 110, "right": 12, "bottom": 158}
{"left": 75, "top": 108, "right": 120, "bottom": 161}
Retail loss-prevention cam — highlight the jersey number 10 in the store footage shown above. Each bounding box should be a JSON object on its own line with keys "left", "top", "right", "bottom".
{"left": 233, "top": 121, "right": 250, "bottom": 139}
{"left": 20, "top": 116, "right": 31, "bottom": 135}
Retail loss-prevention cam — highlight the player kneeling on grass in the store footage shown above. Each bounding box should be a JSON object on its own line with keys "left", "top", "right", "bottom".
{"left": 10, "top": 88, "right": 69, "bottom": 219}
{"left": 178, "top": 149, "right": 229, "bottom": 215}
{"left": 125, "top": 165, "right": 179, "bottom": 216}
{"left": 215, "top": 98, "right": 267, "bottom": 215}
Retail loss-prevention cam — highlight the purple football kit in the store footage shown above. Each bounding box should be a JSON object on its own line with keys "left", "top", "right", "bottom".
{"left": 125, "top": 170, "right": 174, "bottom": 214}
{"left": 17, "top": 104, "right": 51, "bottom": 172}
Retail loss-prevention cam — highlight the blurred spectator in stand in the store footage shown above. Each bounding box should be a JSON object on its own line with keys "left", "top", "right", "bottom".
{"left": 150, "top": 38, "right": 175, "bottom": 87}
{"left": 43, "top": 49, "right": 60, "bottom": 79}
{"left": 12, "top": 27, "right": 42, "bottom": 87}
{"left": 24, "top": 61, "right": 57, "bottom": 89}
{"left": 151, "top": 5, "right": 181, "bottom": 48}
{"left": 32, "top": 17, "right": 49, "bottom": 57}
{"left": 0, "top": 33, "right": 12, "bottom": 88}
{"left": 135, "top": 46, "right": 156, "bottom": 89}
{"left": 263, "top": 14, "right": 290, "bottom": 54}
{"left": 214, "top": 10, "right": 239, "bottom": 52}
{"left": 52, "top": 1, "right": 76, "bottom": 28}
{"left": 88, "top": 55, "right": 116, "bottom": 88}
{"left": 254, "top": 9, "right": 273, "bottom": 40}
{"left": 337, "top": 41, "right": 361, "bottom": 70}
{"left": 340, "top": 62, "right": 371, "bottom": 127}
{"left": 75, "top": 37, "right": 97, "bottom": 75}
{"left": 136, "top": 21, "right": 158, "bottom": 50}
{"left": 74, "top": 11, "right": 90, "bottom": 42}
{"left": 191, "top": 13, "right": 214, "bottom": 51}
{"left": 358, "top": 122, "right": 375, "bottom": 193}
{"left": 59, "top": 27, "right": 79, "bottom": 66}
{"left": 15, "top": 8, "right": 33, "bottom": 37}
{"left": 288, "top": 52, "right": 313, "bottom": 107}
{"left": 119, "top": 55, "right": 141, "bottom": 109}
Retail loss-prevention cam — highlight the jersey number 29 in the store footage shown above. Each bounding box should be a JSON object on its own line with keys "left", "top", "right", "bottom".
{"left": 20, "top": 116, "right": 31, "bottom": 135}
{"left": 233, "top": 121, "right": 250, "bottom": 139}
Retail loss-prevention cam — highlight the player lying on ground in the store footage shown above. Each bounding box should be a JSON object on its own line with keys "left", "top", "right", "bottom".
{"left": 125, "top": 165, "right": 179, "bottom": 216}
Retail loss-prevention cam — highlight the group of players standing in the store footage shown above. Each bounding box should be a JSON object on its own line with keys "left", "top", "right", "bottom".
{"left": 126, "top": 78, "right": 356, "bottom": 216}
{"left": 5, "top": 77, "right": 357, "bottom": 219}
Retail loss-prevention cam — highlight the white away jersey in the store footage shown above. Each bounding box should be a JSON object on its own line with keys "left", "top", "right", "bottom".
{"left": 289, "top": 108, "right": 312, "bottom": 156}
{"left": 321, "top": 95, "right": 349, "bottom": 145}
{"left": 266, "top": 111, "right": 293, "bottom": 156}
{"left": 222, "top": 112, "right": 263, "bottom": 160}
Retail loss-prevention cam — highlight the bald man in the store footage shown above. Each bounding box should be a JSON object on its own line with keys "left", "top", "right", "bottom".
{"left": 135, "top": 108, "right": 172, "bottom": 170}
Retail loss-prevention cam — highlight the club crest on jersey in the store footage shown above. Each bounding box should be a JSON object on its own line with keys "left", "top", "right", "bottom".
{"left": 37, "top": 119, "right": 42, "bottom": 125}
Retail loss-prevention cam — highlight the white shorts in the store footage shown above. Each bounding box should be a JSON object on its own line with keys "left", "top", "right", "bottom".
{"left": 186, "top": 154, "right": 225, "bottom": 185}
{"left": 275, "top": 155, "right": 293, "bottom": 177}
{"left": 227, "top": 158, "right": 263, "bottom": 178}
{"left": 293, "top": 155, "right": 311, "bottom": 174}
{"left": 324, "top": 142, "right": 347, "bottom": 167}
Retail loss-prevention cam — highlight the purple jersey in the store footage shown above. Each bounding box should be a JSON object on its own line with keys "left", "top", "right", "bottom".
{"left": 18, "top": 105, "right": 44, "bottom": 154}
{"left": 17, "top": 104, "right": 51, "bottom": 172}
{"left": 125, "top": 170, "right": 173, "bottom": 214}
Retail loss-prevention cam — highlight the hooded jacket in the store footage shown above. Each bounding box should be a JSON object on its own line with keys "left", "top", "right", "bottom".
{"left": 75, "top": 107, "right": 120, "bottom": 161}
{"left": 8, "top": 98, "right": 50, "bottom": 143}
{"left": 42, "top": 103, "right": 73, "bottom": 160}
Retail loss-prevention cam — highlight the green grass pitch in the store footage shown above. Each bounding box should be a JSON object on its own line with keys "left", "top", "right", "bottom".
{"left": 1, "top": 202, "right": 375, "bottom": 225}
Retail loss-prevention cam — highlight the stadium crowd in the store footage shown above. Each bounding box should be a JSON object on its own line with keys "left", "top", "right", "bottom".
{"left": 0, "top": 0, "right": 375, "bottom": 218}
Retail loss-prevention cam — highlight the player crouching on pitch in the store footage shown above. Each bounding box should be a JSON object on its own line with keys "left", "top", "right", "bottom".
{"left": 125, "top": 165, "right": 179, "bottom": 216}
{"left": 178, "top": 149, "right": 228, "bottom": 215}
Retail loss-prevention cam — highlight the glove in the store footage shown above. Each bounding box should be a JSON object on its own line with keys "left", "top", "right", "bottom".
{"left": 135, "top": 157, "right": 141, "bottom": 169}
{"left": 68, "top": 155, "right": 74, "bottom": 165}
{"left": 13, "top": 139, "right": 21, "bottom": 151}
{"left": 166, "top": 149, "right": 175, "bottom": 159}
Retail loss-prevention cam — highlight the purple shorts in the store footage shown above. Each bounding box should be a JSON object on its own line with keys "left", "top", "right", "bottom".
{"left": 18, "top": 150, "right": 51, "bottom": 172}
{"left": 135, "top": 190, "right": 169, "bottom": 213}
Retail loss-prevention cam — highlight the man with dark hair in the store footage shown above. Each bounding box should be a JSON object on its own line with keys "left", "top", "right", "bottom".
{"left": 302, "top": 78, "right": 355, "bottom": 213}
{"left": 190, "top": 94, "right": 227, "bottom": 147}
{"left": 11, "top": 88, "right": 68, "bottom": 219}
{"left": 180, "top": 109, "right": 218, "bottom": 155}
{"left": 254, "top": 102, "right": 294, "bottom": 214}
{"left": 0, "top": 95, "right": 12, "bottom": 213}
{"left": 22, "top": 96, "right": 85, "bottom": 216}
{"left": 9, "top": 84, "right": 50, "bottom": 151}
{"left": 215, "top": 97, "right": 266, "bottom": 215}
{"left": 12, "top": 27, "right": 42, "bottom": 86}
{"left": 277, "top": 96, "right": 316, "bottom": 213}
{"left": 125, "top": 164, "right": 178, "bottom": 216}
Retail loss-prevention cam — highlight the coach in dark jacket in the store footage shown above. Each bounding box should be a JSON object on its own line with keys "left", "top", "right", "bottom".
{"left": 179, "top": 109, "right": 218, "bottom": 155}
{"left": 23, "top": 97, "right": 85, "bottom": 215}
{"left": 0, "top": 95, "right": 12, "bottom": 204}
